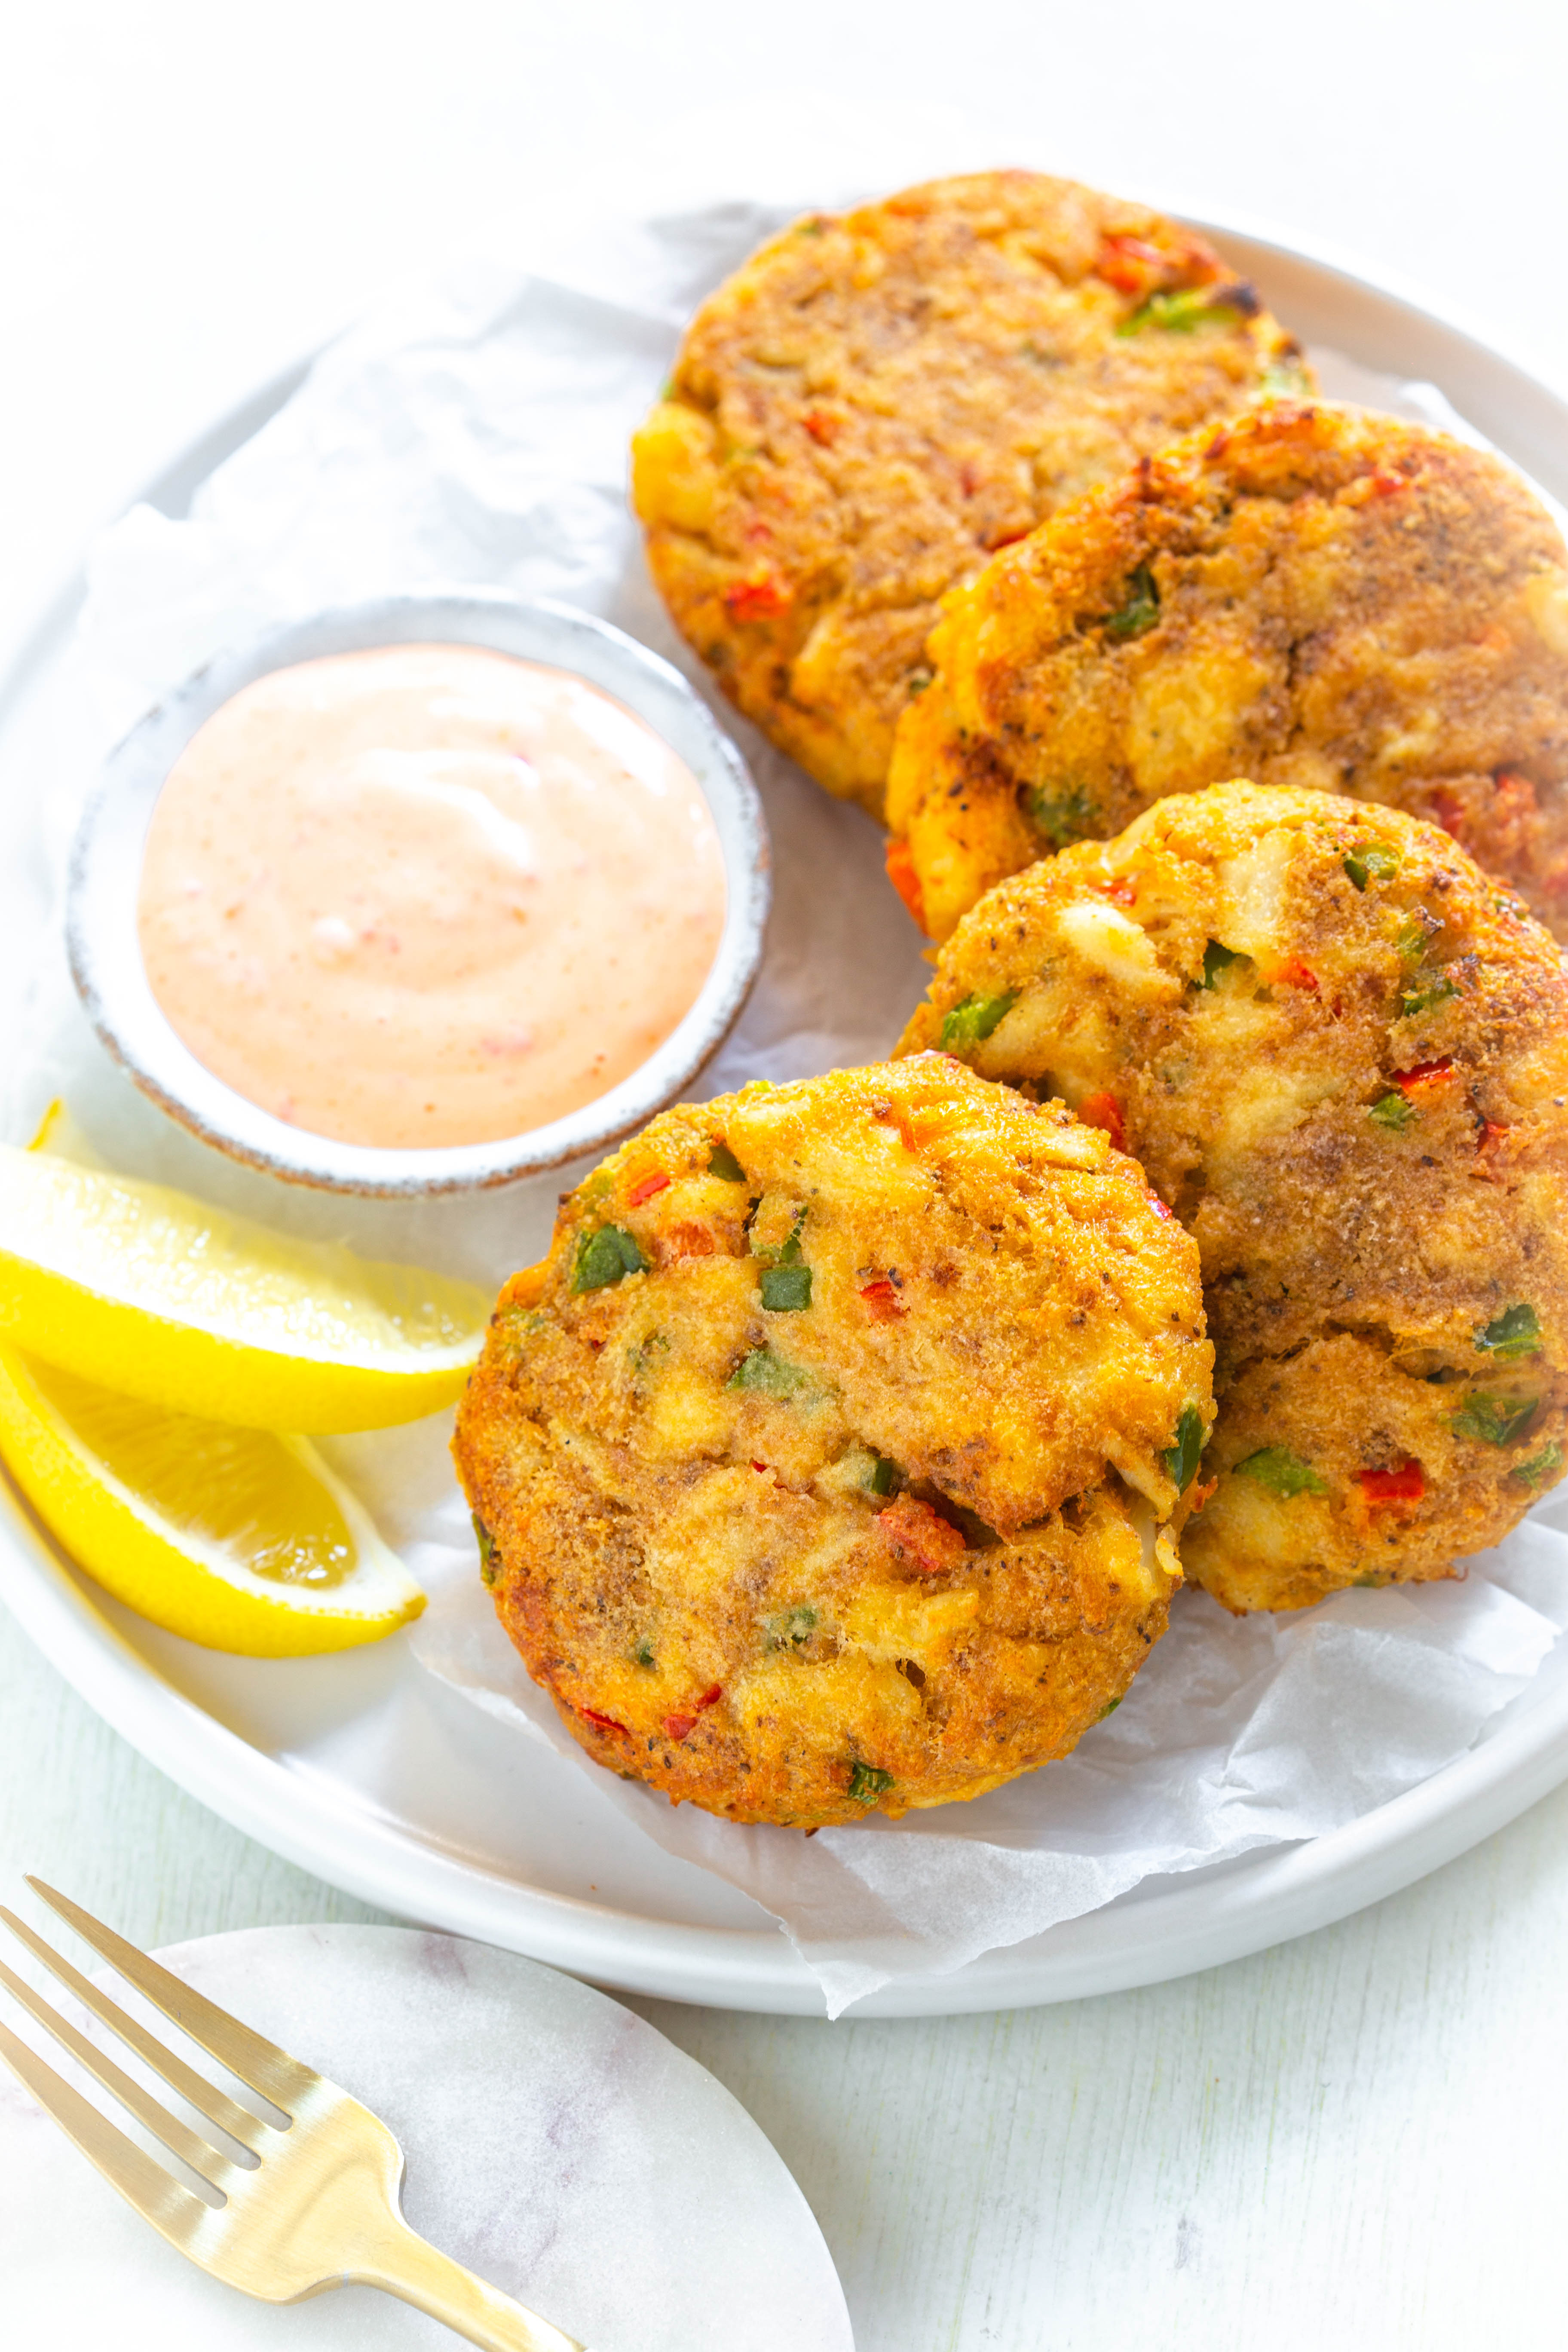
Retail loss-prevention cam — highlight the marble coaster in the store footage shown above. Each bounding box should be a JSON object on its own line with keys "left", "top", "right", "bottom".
{"left": 0, "top": 1922, "right": 852, "bottom": 2350}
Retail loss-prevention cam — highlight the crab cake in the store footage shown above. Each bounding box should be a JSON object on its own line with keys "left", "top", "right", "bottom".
{"left": 454, "top": 1058, "right": 1211, "bottom": 1826}
{"left": 899, "top": 782, "right": 1568, "bottom": 1614}
{"left": 887, "top": 401, "right": 1568, "bottom": 942}
{"left": 632, "top": 171, "right": 1307, "bottom": 822}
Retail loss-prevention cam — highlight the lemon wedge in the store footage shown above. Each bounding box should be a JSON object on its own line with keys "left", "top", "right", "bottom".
{"left": 0, "top": 1342, "right": 423, "bottom": 1653}
{"left": 0, "top": 1144, "right": 488, "bottom": 1430}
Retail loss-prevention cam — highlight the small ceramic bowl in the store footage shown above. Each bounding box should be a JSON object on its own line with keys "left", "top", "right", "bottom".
{"left": 67, "top": 590, "right": 771, "bottom": 1195}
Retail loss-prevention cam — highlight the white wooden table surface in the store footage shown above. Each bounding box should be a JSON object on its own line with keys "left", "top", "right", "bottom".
{"left": 5, "top": 7, "right": 1568, "bottom": 2346}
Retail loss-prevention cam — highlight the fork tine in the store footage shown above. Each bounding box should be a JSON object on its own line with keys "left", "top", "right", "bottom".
{"left": 0, "top": 2013, "right": 206, "bottom": 2239}
{"left": 26, "top": 1880, "right": 313, "bottom": 2111}
{"left": 0, "top": 1954, "right": 240, "bottom": 2191}
{"left": 0, "top": 1908, "right": 268, "bottom": 2154}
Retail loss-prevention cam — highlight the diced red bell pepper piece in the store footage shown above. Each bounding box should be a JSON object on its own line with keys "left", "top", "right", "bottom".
{"left": 879, "top": 1496, "right": 968, "bottom": 1575}
{"left": 723, "top": 573, "right": 792, "bottom": 622}
{"left": 1277, "top": 957, "right": 1320, "bottom": 992}
{"left": 1358, "top": 1460, "right": 1424, "bottom": 1507}
{"left": 1394, "top": 1060, "right": 1454, "bottom": 1096}
{"left": 860, "top": 1278, "right": 907, "bottom": 1320}
{"left": 579, "top": 1706, "right": 630, "bottom": 1736}
{"left": 627, "top": 1169, "right": 671, "bottom": 1207}
{"left": 1078, "top": 1091, "right": 1126, "bottom": 1152}
{"left": 665, "top": 1684, "right": 723, "bottom": 1742}
{"left": 1094, "top": 233, "right": 1167, "bottom": 294}
{"left": 1428, "top": 789, "right": 1468, "bottom": 839}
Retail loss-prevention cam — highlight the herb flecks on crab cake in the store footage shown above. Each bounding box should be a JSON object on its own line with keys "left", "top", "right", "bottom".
{"left": 454, "top": 1059, "right": 1212, "bottom": 1826}
{"left": 887, "top": 402, "right": 1568, "bottom": 942}
{"left": 632, "top": 171, "right": 1308, "bottom": 824}
{"left": 898, "top": 781, "right": 1568, "bottom": 1613}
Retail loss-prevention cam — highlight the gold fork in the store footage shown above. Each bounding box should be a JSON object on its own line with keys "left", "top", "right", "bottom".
{"left": 0, "top": 1879, "right": 587, "bottom": 2350}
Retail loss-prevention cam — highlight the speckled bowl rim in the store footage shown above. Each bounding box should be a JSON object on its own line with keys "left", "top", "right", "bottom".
{"left": 66, "top": 591, "right": 771, "bottom": 1195}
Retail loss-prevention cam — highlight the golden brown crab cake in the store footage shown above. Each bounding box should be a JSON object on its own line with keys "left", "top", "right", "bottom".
{"left": 453, "top": 1057, "right": 1211, "bottom": 1826}
{"left": 898, "top": 782, "right": 1568, "bottom": 1612}
{"left": 887, "top": 401, "right": 1568, "bottom": 942}
{"left": 632, "top": 170, "right": 1307, "bottom": 822}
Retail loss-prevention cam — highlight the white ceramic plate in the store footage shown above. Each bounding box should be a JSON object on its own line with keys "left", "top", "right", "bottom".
{"left": 4, "top": 210, "right": 1568, "bottom": 2017}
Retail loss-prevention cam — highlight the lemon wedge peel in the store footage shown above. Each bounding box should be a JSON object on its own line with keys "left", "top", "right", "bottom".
{"left": 0, "top": 1343, "right": 424, "bottom": 1656}
{"left": 0, "top": 1146, "right": 487, "bottom": 1431}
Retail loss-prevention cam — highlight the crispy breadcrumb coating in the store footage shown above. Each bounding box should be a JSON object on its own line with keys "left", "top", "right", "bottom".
{"left": 633, "top": 171, "right": 1307, "bottom": 819}
{"left": 899, "top": 782, "right": 1568, "bottom": 1611}
{"left": 454, "top": 1058, "right": 1211, "bottom": 1822}
{"left": 887, "top": 402, "right": 1568, "bottom": 942}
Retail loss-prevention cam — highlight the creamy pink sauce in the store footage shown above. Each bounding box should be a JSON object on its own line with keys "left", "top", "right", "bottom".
{"left": 137, "top": 645, "right": 728, "bottom": 1148}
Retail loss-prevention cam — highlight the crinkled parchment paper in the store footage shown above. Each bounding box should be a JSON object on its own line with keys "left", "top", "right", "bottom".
{"left": 11, "top": 186, "right": 1568, "bottom": 2016}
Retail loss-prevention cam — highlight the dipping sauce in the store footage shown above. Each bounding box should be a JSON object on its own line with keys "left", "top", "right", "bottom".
{"left": 137, "top": 646, "right": 729, "bottom": 1149}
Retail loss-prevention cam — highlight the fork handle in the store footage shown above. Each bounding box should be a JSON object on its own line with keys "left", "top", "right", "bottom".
{"left": 357, "top": 2217, "right": 588, "bottom": 2352}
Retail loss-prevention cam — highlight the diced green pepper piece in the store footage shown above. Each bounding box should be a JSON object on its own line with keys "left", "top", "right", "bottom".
{"left": 1369, "top": 1091, "right": 1418, "bottom": 1133}
{"left": 847, "top": 1761, "right": 895, "bottom": 1803}
{"left": 1201, "top": 940, "right": 1241, "bottom": 988}
{"left": 1118, "top": 288, "right": 1244, "bottom": 336}
{"left": 573, "top": 1223, "right": 647, "bottom": 1293}
{"left": 1451, "top": 1393, "right": 1541, "bottom": 1447}
{"left": 940, "top": 991, "right": 1017, "bottom": 1050}
{"left": 1163, "top": 1403, "right": 1205, "bottom": 1493}
{"left": 1097, "top": 1696, "right": 1123, "bottom": 1720}
{"left": 1236, "top": 1446, "right": 1329, "bottom": 1498}
{"left": 1475, "top": 1304, "right": 1543, "bottom": 1362}
{"left": 755, "top": 1207, "right": 810, "bottom": 1305}
{"left": 761, "top": 1263, "right": 813, "bottom": 1311}
{"left": 1029, "top": 785, "right": 1096, "bottom": 847}
{"left": 1103, "top": 564, "right": 1161, "bottom": 640}
{"left": 1513, "top": 1442, "right": 1563, "bottom": 1490}
{"left": 726, "top": 1345, "right": 810, "bottom": 1398}
{"left": 1259, "top": 355, "right": 1314, "bottom": 397}
{"left": 763, "top": 1604, "right": 818, "bottom": 1650}
{"left": 632, "top": 1637, "right": 657, "bottom": 1669}
{"left": 1400, "top": 974, "right": 1459, "bottom": 1017}
{"left": 867, "top": 1452, "right": 901, "bottom": 1497}
{"left": 1344, "top": 842, "right": 1401, "bottom": 891}
{"left": 472, "top": 1513, "right": 498, "bottom": 1586}
{"left": 707, "top": 1142, "right": 747, "bottom": 1182}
